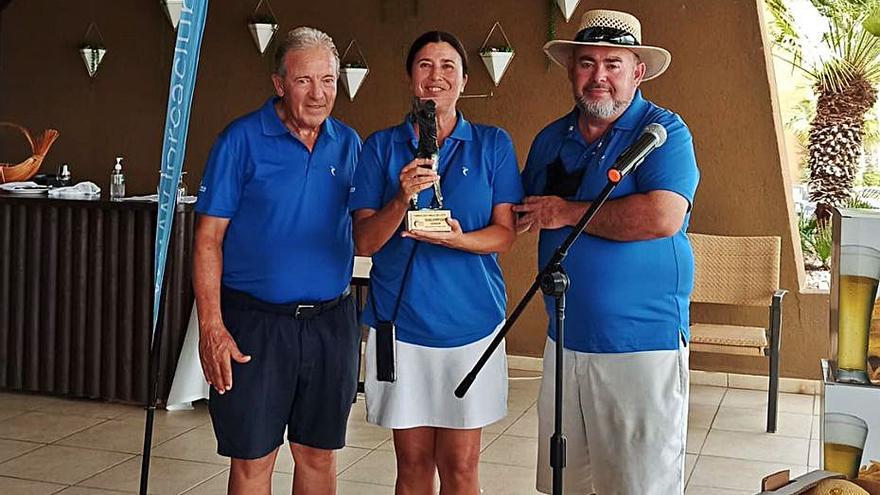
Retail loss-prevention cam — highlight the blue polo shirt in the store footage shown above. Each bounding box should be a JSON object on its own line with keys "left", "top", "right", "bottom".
{"left": 350, "top": 114, "right": 523, "bottom": 348}
{"left": 522, "top": 90, "right": 699, "bottom": 353}
{"left": 196, "top": 97, "right": 361, "bottom": 303}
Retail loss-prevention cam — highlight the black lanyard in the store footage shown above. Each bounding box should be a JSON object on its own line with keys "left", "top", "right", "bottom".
{"left": 368, "top": 242, "right": 419, "bottom": 324}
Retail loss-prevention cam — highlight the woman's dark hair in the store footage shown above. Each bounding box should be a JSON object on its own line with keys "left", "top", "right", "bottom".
{"left": 405, "top": 31, "right": 469, "bottom": 76}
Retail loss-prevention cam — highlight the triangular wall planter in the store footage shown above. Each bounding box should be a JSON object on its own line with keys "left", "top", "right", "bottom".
{"left": 556, "top": 0, "right": 581, "bottom": 22}
{"left": 80, "top": 47, "right": 106, "bottom": 77}
{"left": 249, "top": 22, "right": 278, "bottom": 54}
{"left": 480, "top": 51, "right": 514, "bottom": 87}
{"left": 340, "top": 67, "right": 368, "bottom": 101}
{"left": 478, "top": 22, "right": 515, "bottom": 88}
{"left": 79, "top": 23, "right": 106, "bottom": 78}
{"left": 338, "top": 39, "right": 370, "bottom": 101}
{"left": 162, "top": 0, "right": 184, "bottom": 29}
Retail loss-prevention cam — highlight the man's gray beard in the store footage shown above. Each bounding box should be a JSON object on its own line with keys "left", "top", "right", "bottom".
{"left": 576, "top": 95, "right": 631, "bottom": 120}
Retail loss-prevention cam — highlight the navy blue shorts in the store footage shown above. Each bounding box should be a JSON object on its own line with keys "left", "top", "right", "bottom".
{"left": 209, "top": 286, "right": 360, "bottom": 459}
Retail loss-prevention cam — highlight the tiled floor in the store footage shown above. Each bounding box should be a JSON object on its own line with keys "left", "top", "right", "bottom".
{"left": 0, "top": 375, "right": 820, "bottom": 494}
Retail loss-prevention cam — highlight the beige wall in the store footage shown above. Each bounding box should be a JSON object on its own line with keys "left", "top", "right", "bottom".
{"left": 0, "top": 0, "right": 829, "bottom": 378}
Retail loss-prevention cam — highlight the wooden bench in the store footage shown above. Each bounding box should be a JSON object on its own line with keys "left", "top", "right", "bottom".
{"left": 688, "top": 233, "right": 788, "bottom": 433}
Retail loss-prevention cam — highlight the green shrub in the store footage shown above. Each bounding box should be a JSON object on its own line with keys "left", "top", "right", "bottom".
{"left": 863, "top": 171, "right": 880, "bottom": 187}
{"left": 799, "top": 216, "right": 832, "bottom": 269}
{"left": 813, "top": 223, "right": 832, "bottom": 269}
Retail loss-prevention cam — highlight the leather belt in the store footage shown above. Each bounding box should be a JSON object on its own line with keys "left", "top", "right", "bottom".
{"left": 221, "top": 286, "right": 351, "bottom": 320}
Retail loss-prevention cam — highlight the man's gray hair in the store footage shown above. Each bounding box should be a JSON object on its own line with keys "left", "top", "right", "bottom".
{"left": 274, "top": 27, "right": 340, "bottom": 77}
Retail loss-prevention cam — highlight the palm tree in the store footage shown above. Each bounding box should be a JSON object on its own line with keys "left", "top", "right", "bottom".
{"left": 766, "top": 0, "right": 880, "bottom": 222}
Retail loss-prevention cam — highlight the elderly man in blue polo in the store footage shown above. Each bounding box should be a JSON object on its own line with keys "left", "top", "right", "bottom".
{"left": 514, "top": 9, "right": 700, "bottom": 495}
{"left": 193, "top": 27, "right": 361, "bottom": 495}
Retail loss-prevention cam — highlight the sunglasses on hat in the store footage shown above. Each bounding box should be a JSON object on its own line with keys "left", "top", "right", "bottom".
{"left": 574, "top": 26, "right": 638, "bottom": 46}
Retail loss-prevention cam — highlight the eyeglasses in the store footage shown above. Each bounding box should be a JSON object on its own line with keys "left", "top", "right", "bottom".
{"left": 574, "top": 26, "right": 638, "bottom": 46}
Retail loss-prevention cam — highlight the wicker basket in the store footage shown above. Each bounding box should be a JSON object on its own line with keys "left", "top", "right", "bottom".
{"left": 0, "top": 122, "right": 59, "bottom": 184}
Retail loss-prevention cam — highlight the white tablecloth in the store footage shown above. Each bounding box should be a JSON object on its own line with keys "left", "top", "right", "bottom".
{"left": 165, "top": 257, "right": 373, "bottom": 410}
{"left": 166, "top": 305, "right": 209, "bottom": 410}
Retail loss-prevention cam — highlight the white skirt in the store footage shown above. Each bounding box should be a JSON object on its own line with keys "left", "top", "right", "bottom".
{"left": 364, "top": 322, "right": 508, "bottom": 429}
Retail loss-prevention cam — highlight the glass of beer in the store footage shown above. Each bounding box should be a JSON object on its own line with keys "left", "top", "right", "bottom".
{"left": 823, "top": 412, "right": 868, "bottom": 479}
{"left": 837, "top": 244, "right": 880, "bottom": 384}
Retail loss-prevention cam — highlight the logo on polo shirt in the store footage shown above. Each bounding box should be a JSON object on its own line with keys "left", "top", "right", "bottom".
{"left": 330, "top": 165, "right": 337, "bottom": 177}
{"left": 462, "top": 166, "right": 469, "bottom": 176}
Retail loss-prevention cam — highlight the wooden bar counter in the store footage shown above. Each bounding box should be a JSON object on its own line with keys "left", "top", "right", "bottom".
{"left": 0, "top": 193, "right": 194, "bottom": 405}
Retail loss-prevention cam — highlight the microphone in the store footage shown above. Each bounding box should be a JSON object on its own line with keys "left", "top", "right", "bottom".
{"left": 607, "top": 123, "right": 667, "bottom": 183}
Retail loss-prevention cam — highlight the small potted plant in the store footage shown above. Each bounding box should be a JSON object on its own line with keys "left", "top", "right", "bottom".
{"left": 339, "top": 40, "right": 370, "bottom": 101}
{"left": 480, "top": 45, "right": 515, "bottom": 86}
{"left": 79, "top": 23, "right": 106, "bottom": 78}
{"left": 248, "top": 12, "right": 278, "bottom": 54}
{"left": 556, "top": 0, "right": 581, "bottom": 22}
{"left": 340, "top": 61, "right": 369, "bottom": 101}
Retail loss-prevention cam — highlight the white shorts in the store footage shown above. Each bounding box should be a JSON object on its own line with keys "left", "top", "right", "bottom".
{"left": 364, "top": 322, "right": 508, "bottom": 430}
{"left": 536, "top": 338, "right": 689, "bottom": 495}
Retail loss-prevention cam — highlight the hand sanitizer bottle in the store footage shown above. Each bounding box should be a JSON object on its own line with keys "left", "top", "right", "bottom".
{"left": 110, "top": 157, "right": 125, "bottom": 199}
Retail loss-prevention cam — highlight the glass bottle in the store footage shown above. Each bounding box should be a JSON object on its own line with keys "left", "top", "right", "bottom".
{"left": 110, "top": 157, "right": 125, "bottom": 199}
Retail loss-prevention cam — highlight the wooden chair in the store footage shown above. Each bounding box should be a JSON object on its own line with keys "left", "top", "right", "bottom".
{"left": 688, "top": 233, "right": 788, "bottom": 433}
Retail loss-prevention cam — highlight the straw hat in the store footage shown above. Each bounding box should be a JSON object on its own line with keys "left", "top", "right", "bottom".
{"left": 543, "top": 9, "right": 672, "bottom": 81}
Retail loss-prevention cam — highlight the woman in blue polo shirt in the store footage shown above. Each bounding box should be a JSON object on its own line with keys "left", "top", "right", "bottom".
{"left": 350, "top": 31, "right": 523, "bottom": 494}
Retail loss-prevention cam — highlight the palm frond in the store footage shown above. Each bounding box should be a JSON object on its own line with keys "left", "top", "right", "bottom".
{"left": 813, "top": 0, "right": 878, "bottom": 18}
{"left": 766, "top": 0, "right": 806, "bottom": 66}
{"left": 775, "top": 52, "right": 823, "bottom": 80}
{"left": 849, "top": 26, "right": 880, "bottom": 79}
{"left": 847, "top": 22, "right": 880, "bottom": 64}
{"left": 765, "top": 0, "right": 880, "bottom": 90}
{"left": 807, "top": 11, "right": 880, "bottom": 91}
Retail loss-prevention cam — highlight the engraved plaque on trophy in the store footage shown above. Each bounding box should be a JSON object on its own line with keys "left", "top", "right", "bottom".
{"left": 406, "top": 98, "right": 452, "bottom": 232}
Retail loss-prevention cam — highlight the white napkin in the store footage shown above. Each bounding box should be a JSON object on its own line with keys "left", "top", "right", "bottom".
{"left": 47, "top": 181, "right": 101, "bottom": 198}
{"left": 0, "top": 181, "right": 43, "bottom": 191}
{"left": 119, "top": 194, "right": 198, "bottom": 204}
{"left": 118, "top": 194, "right": 159, "bottom": 202}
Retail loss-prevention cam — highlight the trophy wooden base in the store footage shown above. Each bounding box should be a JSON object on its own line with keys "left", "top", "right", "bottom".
{"left": 407, "top": 209, "right": 452, "bottom": 232}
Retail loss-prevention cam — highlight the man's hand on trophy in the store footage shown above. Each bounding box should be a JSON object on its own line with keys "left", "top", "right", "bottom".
{"left": 396, "top": 158, "right": 439, "bottom": 205}
{"left": 402, "top": 217, "right": 463, "bottom": 247}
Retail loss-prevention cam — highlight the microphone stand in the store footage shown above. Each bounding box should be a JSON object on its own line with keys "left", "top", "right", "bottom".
{"left": 455, "top": 174, "right": 625, "bottom": 495}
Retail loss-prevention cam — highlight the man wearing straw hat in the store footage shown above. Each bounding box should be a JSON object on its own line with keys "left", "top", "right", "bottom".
{"left": 514, "top": 9, "right": 699, "bottom": 495}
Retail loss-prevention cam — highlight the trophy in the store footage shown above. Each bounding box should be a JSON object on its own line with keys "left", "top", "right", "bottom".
{"left": 406, "top": 98, "right": 452, "bottom": 232}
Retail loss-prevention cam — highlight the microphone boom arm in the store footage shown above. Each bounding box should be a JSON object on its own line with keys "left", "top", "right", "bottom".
{"left": 455, "top": 122, "right": 667, "bottom": 398}
{"left": 455, "top": 179, "right": 617, "bottom": 398}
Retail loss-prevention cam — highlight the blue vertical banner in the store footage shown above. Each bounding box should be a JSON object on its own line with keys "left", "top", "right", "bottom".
{"left": 153, "top": 0, "right": 209, "bottom": 342}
